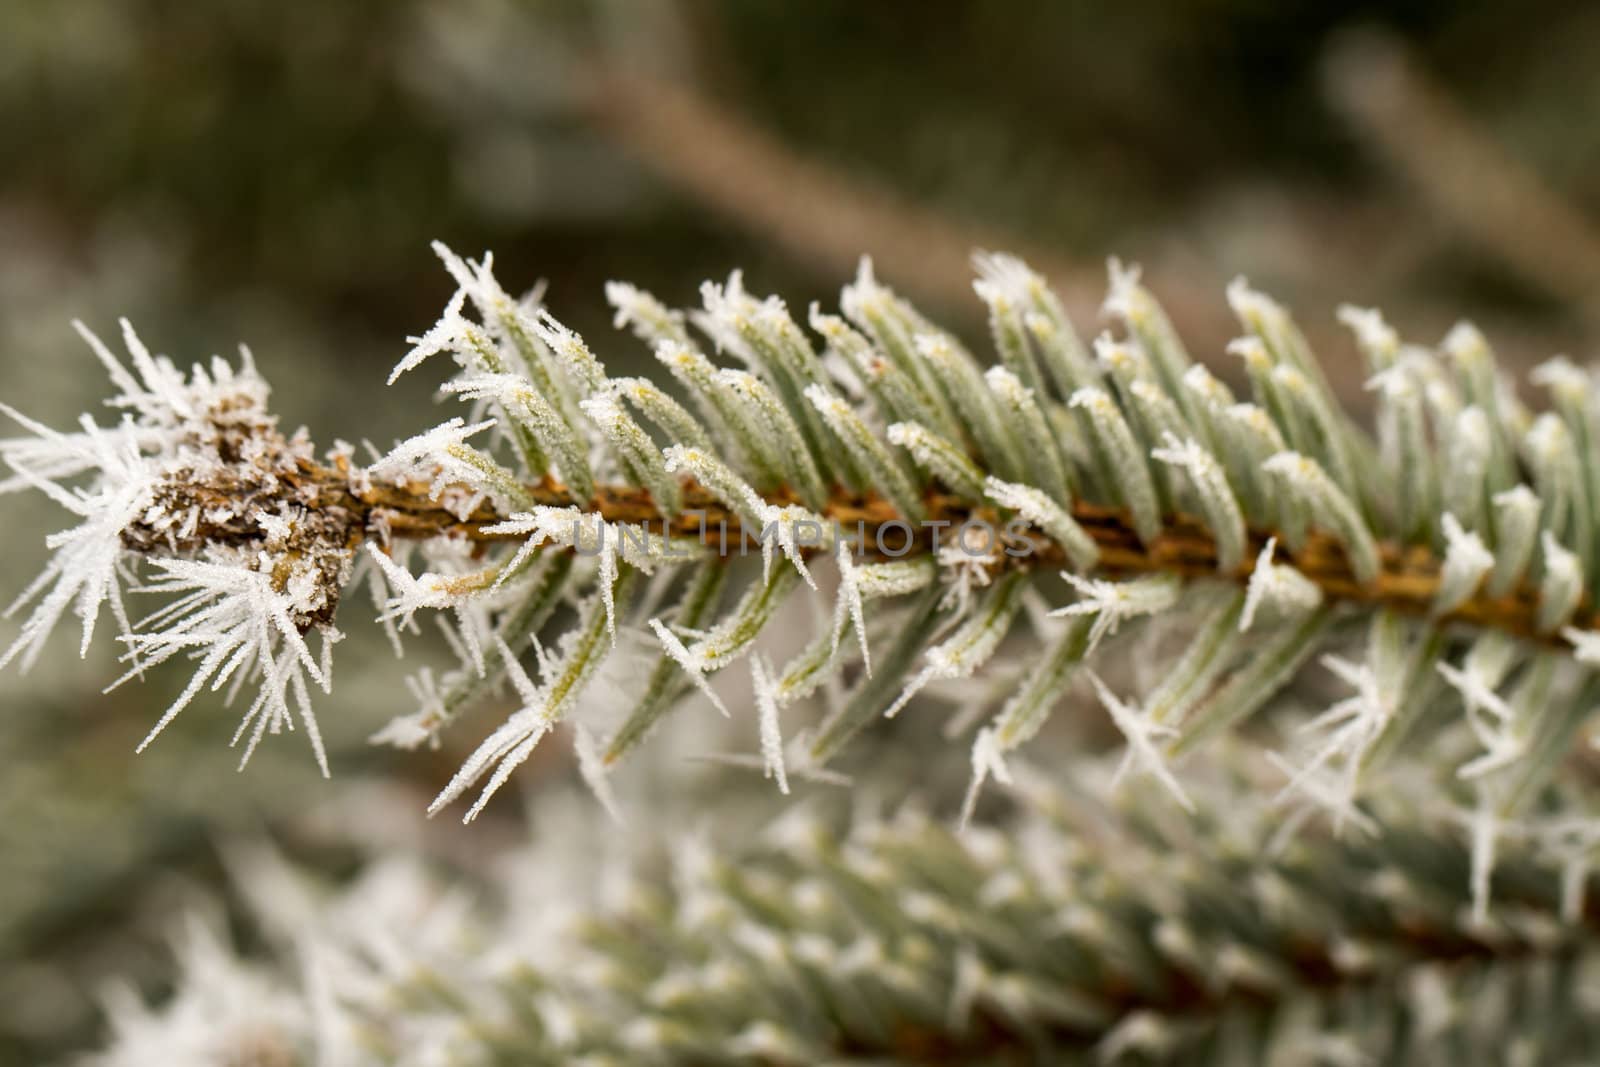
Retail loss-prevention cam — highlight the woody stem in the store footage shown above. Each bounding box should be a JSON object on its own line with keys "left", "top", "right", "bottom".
{"left": 313, "top": 464, "right": 1597, "bottom": 649}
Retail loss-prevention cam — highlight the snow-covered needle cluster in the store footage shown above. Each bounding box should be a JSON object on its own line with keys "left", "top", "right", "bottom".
{"left": 5, "top": 242, "right": 1600, "bottom": 890}
{"left": 85, "top": 752, "right": 1600, "bottom": 1066}
{"left": 1, "top": 324, "right": 354, "bottom": 773}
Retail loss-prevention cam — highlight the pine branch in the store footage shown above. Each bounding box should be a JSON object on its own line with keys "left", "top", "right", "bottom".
{"left": 81, "top": 753, "right": 1600, "bottom": 1065}
{"left": 245, "top": 459, "right": 1593, "bottom": 649}
{"left": 5, "top": 244, "right": 1600, "bottom": 888}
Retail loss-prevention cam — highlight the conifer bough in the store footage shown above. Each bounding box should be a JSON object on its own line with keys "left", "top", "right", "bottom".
{"left": 86, "top": 750, "right": 1600, "bottom": 1066}
{"left": 5, "top": 244, "right": 1600, "bottom": 864}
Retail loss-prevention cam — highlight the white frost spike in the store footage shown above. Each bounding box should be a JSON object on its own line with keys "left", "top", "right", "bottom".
{"left": 1436, "top": 660, "right": 1513, "bottom": 724}
{"left": 1049, "top": 573, "right": 1181, "bottom": 654}
{"left": 433, "top": 699, "right": 552, "bottom": 823}
{"left": 1100, "top": 257, "right": 1149, "bottom": 323}
{"left": 1083, "top": 671, "right": 1192, "bottom": 812}
{"left": 1435, "top": 513, "right": 1493, "bottom": 614}
{"left": 387, "top": 285, "right": 472, "bottom": 384}
{"left": 71, "top": 319, "right": 159, "bottom": 417}
{"left": 530, "top": 309, "right": 606, "bottom": 395}
{"left": 1241, "top": 538, "right": 1322, "bottom": 631}
{"left": 442, "top": 371, "right": 592, "bottom": 498}
{"left": 430, "top": 581, "right": 622, "bottom": 821}
{"left": 648, "top": 618, "right": 729, "bottom": 718}
{"left": 750, "top": 655, "right": 789, "bottom": 794}
{"left": 0, "top": 416, "right": 153, "bottom": 671}
{"left": 499, "top": 634, "right": 541, "bottom": 705}
{"left": 755, "top": 504, "right": 821, "bottom": 591}
{"left": 975, "top": 250, "right": 1046, "bottom": 309}
{"left": 364, "top": 544, "right": 493, "bottom": 674}
{"left": 1265, "top": 751, "right": 1377, "bottom": 840}
{"left": 1563, "top": 626, "right": 1600, "bottom": 667}
{"left": 573, "top": 723, "right": 622, "bottom": 823}
{"left": 1535, "top": 818, "right": 1600, "bottom": 923}
{"left": 484, "top": 506, "right": 678, "bottom": 639}
{"left": 958, "top": 726, "right": 1012, "bottom": 830}
{"left": 120, "top": 557, "right": 334, "bottom": 777}
{"left": 429, "top": 241, "right": 550, "bottom": 355}
{"left": 365, "top": 544, "right": 490, "bottom": 624}
{"left": 1274, "top": 655, "right": 1393, "bottom": 831}
{"left": 107, "top": 318, "right": 197, "bottom": 422}
{"left": 854, "top": 557, "right": 937, "bottom": 598}
{"left": 1455, "top": 679, "right": 1528, "bottom": 780}
{"left": 0, "top": 402, "right": 140, "bottom": 494}
{"left": 831, "top": 542, "right": 871, "bottom": 675}
{"left": 934, "top": 539, "right": 998, "bottom": 617}
{"left": 8, "top": 321, "right": 270, "bottom": 490}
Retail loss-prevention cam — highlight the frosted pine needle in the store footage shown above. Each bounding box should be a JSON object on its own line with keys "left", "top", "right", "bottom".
{"left": 883, "top": 574, "right": 1024, "bottom": 719}
{"left": 958, "top": 726, "right": 1013, "bottom": 830}
{"left": 573, "top": 722, "right": 622, "bottom": 823}
{"left": 751, "top": 654, "right": 789, "bottom": 795}
{"left": 1436, "top": 513, "right": 1494, "bottom": 614}
{"left": 831, "top": 542, "right": 871, "bottom": 675}
{"left": 1083, "top": 671, "right": 1192, "bottom": 811}
{"left": 983, "top": 476, "right": 1098, "bottom": 572}
{"left": 1436, "top": 660, "right": 1515, "bottom": 724}
{"left": 1273, "top": 655, "right": 1393, "bottom": 829}
{"left": 1050, "top": 573, "right": 1181, "bottom": 653}
{"left": 1240, "top": 538, "right": 1322, "bottom": 631}
{"left": 648, "top": 618, "right": 730, "bottom": 719}
{"left": 1150, "top": 432, "right": 1246, "bottom": 572}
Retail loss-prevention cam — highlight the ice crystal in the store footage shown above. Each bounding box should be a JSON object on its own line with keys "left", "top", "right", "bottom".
{"left": 1083, "top": 670, "right": 1191, "bottom": 811}
{"left": 122, "top": 554, "right": 338, "bottom": 776}
{"left": 1050, "top": 573, "right": 1181, "bottom": 653}
{"left": 1240, "top": 538, "right": 1323, "bottom": 632}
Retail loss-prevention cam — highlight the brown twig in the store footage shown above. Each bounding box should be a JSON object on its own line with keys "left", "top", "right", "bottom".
{"left": 246, "top": 460, "right": 1597, "bottom": 649}
{"left": 576, "top": 66, "right": 1244, "bottom": 361}
{"left": 1323, "top": 28, "right": 1600, "bottom": 332}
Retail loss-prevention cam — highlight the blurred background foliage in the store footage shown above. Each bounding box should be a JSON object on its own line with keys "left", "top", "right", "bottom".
{"left": 5, "top": 1, "right": 1600, "bottom": 1060}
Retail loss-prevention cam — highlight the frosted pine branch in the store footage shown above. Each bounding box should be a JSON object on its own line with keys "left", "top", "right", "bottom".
{"left": 4, "top": 243, "right": 1600, "bottom": 861}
